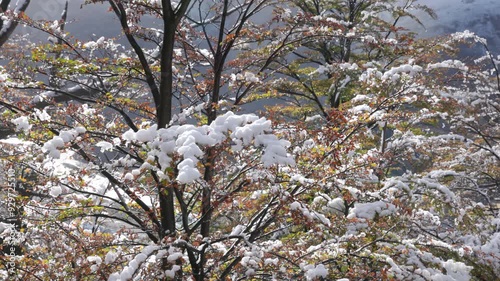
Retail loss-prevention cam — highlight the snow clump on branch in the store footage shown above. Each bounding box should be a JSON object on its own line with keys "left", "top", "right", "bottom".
{"left": 120, "top": 111, "right": 294, "bottom": 184}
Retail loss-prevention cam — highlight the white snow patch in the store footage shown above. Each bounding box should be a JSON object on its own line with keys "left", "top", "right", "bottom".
{"left": 303, "top": 263, "right": 328, "bottom": 280}
{"left": 347, "top": 201, "right": 396, "bottom": 220}
{"left": 11, "top": 116, "right": 31, "bottom": 132}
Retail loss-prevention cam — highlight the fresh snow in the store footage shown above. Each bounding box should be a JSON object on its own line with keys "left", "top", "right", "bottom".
{"left": 303, "top": 263, "right": 328, "bottom": 280}
{"left": 108, "top": 245, "right": 159, "bottom": 281}
{"left": 347, "top": 201, "right": 397, "bottom": 220}
{"left": 11, "top": 116, "right": 31, "bottom": 132}
{"left": 120, "top": 111, "right": 294, "bottom": 183}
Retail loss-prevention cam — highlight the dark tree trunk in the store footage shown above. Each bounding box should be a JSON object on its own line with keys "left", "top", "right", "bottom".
{"left": 0, "top": 0, "right": 30, "bottom": 48}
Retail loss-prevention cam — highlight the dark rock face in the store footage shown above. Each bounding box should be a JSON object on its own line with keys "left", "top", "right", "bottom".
{"left": 416, "top": 0, "right": 500, "bottom": 50}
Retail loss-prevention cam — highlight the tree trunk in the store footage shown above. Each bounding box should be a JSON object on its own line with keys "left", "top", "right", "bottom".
{"left": 158, "top": 19, "right": 177, "bottom": 242}
{"left": 0, "top": 0, "right": 30, "bottom": 48}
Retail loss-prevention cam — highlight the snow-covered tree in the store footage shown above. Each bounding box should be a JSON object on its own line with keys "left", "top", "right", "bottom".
{"left": 0, "top": 0, "right": 498, "bottom": 280}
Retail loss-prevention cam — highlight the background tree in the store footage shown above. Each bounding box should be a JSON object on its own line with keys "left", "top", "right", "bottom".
{"left": 253, "top": 0, "right": 437, "bottom": 119}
